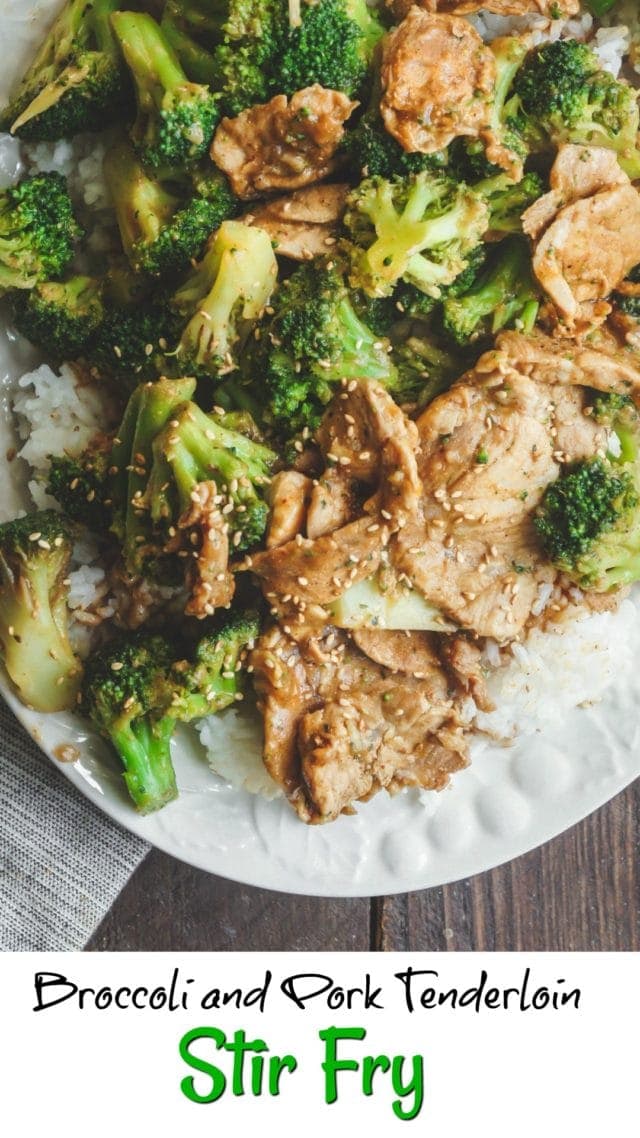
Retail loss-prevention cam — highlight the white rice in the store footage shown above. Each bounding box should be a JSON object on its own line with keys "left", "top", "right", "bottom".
{"left": 602, "top": 0, "right": 640, "bottom": 73}
{"left": 11, "top": 363, "right": 113, "bottom": 502}
{"left": 477, "top": 598, "right": 640, "bottom": 739}
{"left": 469, "top": 8, "right": 630, "bottom": 78}
{"left": 198, "top": 706, "right": 282, "bottom": 798}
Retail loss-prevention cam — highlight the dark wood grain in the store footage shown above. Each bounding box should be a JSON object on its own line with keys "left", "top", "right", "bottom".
{"left": 86, "top": 779, "right": 639, "bottom": 952}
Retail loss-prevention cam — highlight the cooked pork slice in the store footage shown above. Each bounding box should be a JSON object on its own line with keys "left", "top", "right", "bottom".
{"left": 242, "top": 184, "right": 349, "bottom": 260}
{"left": 315, "top": 379, "right": 418, "bottom": 484}
{"left": 251, "top": 515, "right": 386, "bottom": 609}
{"left": 533, "top": 188, "right": 640, "bottom": 325}
{"left": 522, "top": 146, "right": 627, "bottom": 241}
{"left": 211, "top": 87, "right": 357, "bottom": 199}
{"left": 266, "top": 471, "right": 313, "bottom": 550}
{"left": 492, "top": 329, "right": 640, "bottom": 400}
{"left": 440, "top": 635, "right": 494, "bottom": 712}
{"left": 180, "top": 482, "right": 235, "bottom": 617}
{"left": 393, "top": 362, "right": 607, "bottom": 641}
{"left": 305, "top": 473, "right": 355, "bottom": 539}
{"left": 380, "top": 11, "right": 496, "bottom": 153}
{"left": 351, "top": 628, "right": 444, "bottom": 675}
{"left": 389, "top": 0, "right": 577, "bottom": 16}
{"left": 252, "top": 624, "right": 469, "bottom": 822}
{"left": 521, "top": 146, "right": 640, "bottom": 327}
{"left": 249, "top": 380, "right": 422, "bottom": 608}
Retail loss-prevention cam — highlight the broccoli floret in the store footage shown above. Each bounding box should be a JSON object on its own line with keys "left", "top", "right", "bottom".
{"left": 47, "top": 443, "right": 112, "bottom": 532}
{"left": 473, "top": 171, "right": 544, "bottom": 234}
{"left": 109, "top": 376, "right": 198, "bottom": 576}
{"left": 104, "top": 140, "right": 237, "bottom": 278}
{"left": 535, "top": 401, "right": 640, "bottom": 590}
{"left": 615, "top": 292, "right": 640, "bottom": 321}
{"left": 442, "top": 236, "right": 539, "bottom": 345}
{"left": 112, "top": 11, "right": 220, "bottom": 169}
{"left": 0, "top": 511, "right": 81, "bottom": 712}
{"left": 343, "top": 172, "right": 489, "bottom": 299}
{"left": 172, "top": 220, "right": 278, "bottom": 380}
{"left": 207, "top": 0, "right": 283, "bottom": 116}
{"left": 80, "top": 632, "right": 178, "bottom": 814}
{"left": 161, "top": 0, "right": 229, "bottom": 85}
{"left": 393, "top": 333, "right": 463, "bottom": 408}
{"left": 146, "top": 403, "right": 277, "bottom": 554}
{"left": 343, "top": 107, "right": 449, "bottom": 180}
{"left": 590, "top": 389, "right": 634, "bottom": 425}
{"left": 277, "top": 0, "right": 384, "bottom": 99}
{"left": 485, "top": 36, "right": 531, "bottom": 173}
{"left": 389, "top": 247, "right": 490, "bottom": 322}
{"left": 12, "top": 275, "right": 103, "bottom": 359}
{"left": 85, "top": 296, "right": 182, "bottom": 390}
{"left": 513, "top": 38, "right": 640, "bottom": 179}
{"left": 203, "top": 0, "right": 383, "bottom": 116}
{"left": 0, "top": 0, "right": 130, "bottom": 140}
{"left": 234, "top": 261, "right": 399, "bottom": 434}
{"left": 169, "top": 608, "right": 260, "bottom": 721}
{"left": 0, "top": 173, "right": 82, "bottom": 296}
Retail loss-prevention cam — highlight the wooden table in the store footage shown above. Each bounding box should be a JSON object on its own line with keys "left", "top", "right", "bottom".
{"left": 87, "top": 779, "right": 639, "bottom": 952}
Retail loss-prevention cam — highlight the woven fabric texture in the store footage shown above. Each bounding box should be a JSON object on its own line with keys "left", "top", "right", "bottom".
{"left": 0, "top": 702, "right": 148, "bottom": 951}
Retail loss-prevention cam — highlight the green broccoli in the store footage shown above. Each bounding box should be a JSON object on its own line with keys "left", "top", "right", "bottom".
{"left": 343, "top": 172, "right": 489, "bottom": 299}
{"left": 448, "top": 35, "right": 540, "bottom": 182}
{"left": 108, "top": 376, "right": 198, "bottom": 576}
{"left": 0, "top": 511, "right": 81, "bottom": 712}
{"left": 393, "top": 333, "right": 464, "bottom": 408}
{"left": 172, "top": 220, "right": 278, "bottom": 380}
{"left": 204, "top": 0, "right": 283, "bottom": 116}
{"left": 473, "top": 171, "right": 544, "bottom": 234}
{"left": 0, "top": 0, "right": 129, "bottom": 140}
{"left": 80, "top": 632, "right": 178, "bottom": 814}
{"left": 161, "top": 0, "right": 229, "bottom": 85}
{"left": 0, "top": 173, "right": 82, "bottom": 296}
{"left": 379, "top": 246, "right": 490, "bottom": 325}
{"left": 104, "top": 140, "right": 237, "bottom": 278}
{"left": 85, "top": 296, "right": 183, "bottom": 389}
{"left": 613, "top": 264, "right": 640, "bottom": 322}
{"left": 231, "top": 261, "right": 399, "bottom": 434}
{"left": 111, "top": 11, "right": 220, "bottom": 169}
{"left": 168, "top": 609, "right": 260, "bottom": 721}
{"left": 47, "top": 443, "right": 113, "bottom": 532}
{"left": 277, "top": 0, "right": 384, "bottom": 99}
{"left": 512, "top": 38, "right": 640, "bottom": 179}
{"left": 343, "top": 107, "right": 449, "bottom": 181}
{"left": 196, "top": 0, "right": 383, "bottom": 116}
{"left": 442, "top": 236, "right": 540, "bottom": 345}
{"left": 145, "top": 403, "right": 277, "bottom": 553}
{"left": 535, "top": 400, "right": 640, "bottom": 590}
{"left": 12, "top": 275, "right": 104, "bottom": 359}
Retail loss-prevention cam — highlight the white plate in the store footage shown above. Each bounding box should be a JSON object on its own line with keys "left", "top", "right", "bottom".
{"left": 0, "top": 0, "right": 638, "bottom": 897}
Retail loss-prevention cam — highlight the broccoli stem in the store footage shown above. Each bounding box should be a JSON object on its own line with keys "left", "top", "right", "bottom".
{"left": 109, "top": 376, "right": 197, "bottom": 571}
{"left": 443, "top": 236, "right": 539, "bottom": 344}
{"left": 161, "top": 9, "right": 220, "bottom": 85}
{"left": 104, "top": 140, "right": 179, "bottom": 265}
{"left": 111, "top": 11, "right": 188, "bottom": 110}
{"left": 0, "top": 564, "right": 81, "bottom": 712}
{"left": 111, "top": 716, "right": 178, "bottom": 814}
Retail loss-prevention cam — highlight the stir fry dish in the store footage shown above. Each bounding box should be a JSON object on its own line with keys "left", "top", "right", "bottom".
{"left": 0, "top": 0, "right": 639, "bottom": 823}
